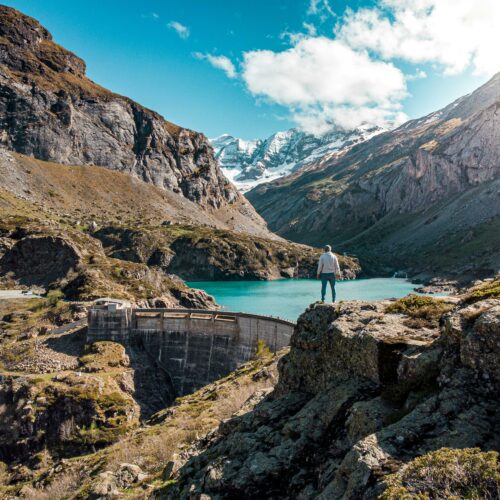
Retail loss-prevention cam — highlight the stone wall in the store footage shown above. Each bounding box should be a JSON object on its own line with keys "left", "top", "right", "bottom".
{"left": 87, "top": 307, "right": 294, "bottom": 396}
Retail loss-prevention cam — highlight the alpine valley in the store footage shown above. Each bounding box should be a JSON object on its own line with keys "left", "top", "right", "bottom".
{"left": 248, "top": 73, "right": 500, "bottom": 283}
{"left": 0, "top": 4, "right": 499, "bottom": 500}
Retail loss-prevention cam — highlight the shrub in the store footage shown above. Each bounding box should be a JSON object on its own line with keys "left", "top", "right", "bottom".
{"left": 381, "top": 448, "right": 500, "bottom": 499}
{"left": 386, "top": 295, "right": 454, "bottom": 321}
{"left": 463, "top": 279, "right": 500, "bottom": 304}
{"left": 254, "top": 339, "right": 271, "bottom": 359}
{"left": 46, "top": 289, "right": 64, "bottom": 307}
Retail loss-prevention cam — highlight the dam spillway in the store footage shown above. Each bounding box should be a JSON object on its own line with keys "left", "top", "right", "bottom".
{"left": 87, "top": 302, "right": 295, "bottom": 397}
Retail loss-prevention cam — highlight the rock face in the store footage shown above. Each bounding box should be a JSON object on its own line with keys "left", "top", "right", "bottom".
{"left": 248, "top": 73, "right": 500, "bottom": 277}
{"left": 168, "top": 295, "right": 499, "bottom": 498}
{"left": 92, "top": 225, "right": 360, "bottom": 281}
{"left": 0, "top": 235, "right": 81, "bottom": 286}
{"left": 0, "top": 5, "right": 239, "bottom": 209}
{"left": 0, "top": 216, "right": 217, "bottom": 309}
{"left": 211, "top": 125, "right": 384, "bottom": 192}
{"left": 0, "top": 372, "right": 139, "bottom": 462}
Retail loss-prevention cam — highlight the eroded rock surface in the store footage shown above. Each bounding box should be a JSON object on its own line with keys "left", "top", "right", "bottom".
{"left": 168, "top": 297, "right": 499, "bottom": 499}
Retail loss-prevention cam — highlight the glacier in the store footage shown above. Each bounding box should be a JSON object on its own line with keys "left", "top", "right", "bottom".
{"left": 211, "top": 125, "right": 385, "bottom": 192}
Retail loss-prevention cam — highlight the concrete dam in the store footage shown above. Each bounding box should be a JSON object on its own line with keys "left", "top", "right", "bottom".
{"left": 87, "top": 301, "right": 295, "bottom": 397}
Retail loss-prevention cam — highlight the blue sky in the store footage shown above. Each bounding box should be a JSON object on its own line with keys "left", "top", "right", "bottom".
{"left": 3, "top": 0, "right": 497, "bottom": 139}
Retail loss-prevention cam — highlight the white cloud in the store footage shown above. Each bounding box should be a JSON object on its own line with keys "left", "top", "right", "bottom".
{"left": 168, "top": 21, "right": 190, "bottom": 39}
{"left": 302, "top": 22, "right": 317, "bottom": 36}
{"left": 307, "top": 0, "right": 335, "bottom": 17}
{"left": 141, "top": 12, "right": 159, "bottom": 20}
{"left": 194, "top": 53, "right": 237, "bottom": 78}
{"left": 279, "top": 30, "right": 307, "bottom": 45}
{"left": 406, "top": 69, "right": 427, "bottom": 81}
{"left": 241, "top": 37, "right": 407, "bottom": 133}
{"left": 336, "top": 0, "right": 500, "bottom": 75}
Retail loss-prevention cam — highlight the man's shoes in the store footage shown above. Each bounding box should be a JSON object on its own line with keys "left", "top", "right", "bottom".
{"left": 320, "top": 300, "right": 325, "bottom": 303}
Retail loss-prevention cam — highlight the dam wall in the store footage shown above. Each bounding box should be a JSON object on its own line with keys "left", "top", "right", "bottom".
{"left": 88, "top": 304, "right": 295, "bottom": 396}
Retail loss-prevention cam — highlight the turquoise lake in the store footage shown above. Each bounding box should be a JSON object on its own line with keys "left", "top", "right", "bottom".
{"left": 187, "top": 278, "right": 419, "bottom": 321}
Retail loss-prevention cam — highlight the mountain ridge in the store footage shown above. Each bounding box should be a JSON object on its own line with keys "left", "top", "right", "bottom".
{"left": 211, "top": 125, "right": 384, "bottom": 191}
{"left": 247, "top": 72, "right": 500, "bottom": 279}
{"left": 0, "top": 5, "right": 249, "bottom": 216}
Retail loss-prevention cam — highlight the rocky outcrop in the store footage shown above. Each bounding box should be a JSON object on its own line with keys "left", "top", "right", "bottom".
{"left": 0, "top": 6, "right": 241, "bottom": 210}
{"left": 93, "top": 225, "right": 360, "bottom": 281}
{"left": 248, "top": 73, "right": 500, "bottom": 277}
{"left": 167, "top": 293, "right": 499, "bottom": 498}
{"left": 0, "top": 235, "right": 81, "bottom": 286}
{"left": 0, "top": 217, "right": 217, "bottom": 309}
{"left": 0, "top": 372, "right": 139, "bottom": 462}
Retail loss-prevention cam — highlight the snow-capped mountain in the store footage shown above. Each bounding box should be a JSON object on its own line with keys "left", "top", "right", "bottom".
{"left": 211, "top": 125, "right": 385, "bottom": 191}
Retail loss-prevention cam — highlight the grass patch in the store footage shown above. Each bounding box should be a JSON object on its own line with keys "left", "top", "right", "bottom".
{"left": 254, "top": 339, "right": 272, "bottom": 359}
{"left": 463, "top": 279, "right": 500, "bottom": 304}
{"left": 45, "top": 289, "right": 64, "bottom": 307}
{"left": 79, "top": 341, "right": 127, "bottom": 372}
{"left": 382, "top": 448, "right": 499, "bottom": 499}
{"left": 0, "top": 296, "right": 73, "bottom": 340}
{"left": 386, "top": 295, "right": 454, "bottom": 322}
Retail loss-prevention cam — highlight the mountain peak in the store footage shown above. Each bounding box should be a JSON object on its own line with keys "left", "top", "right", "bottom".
{"left": 0, "top": 5, "right": 86, "bottom": 76}
{"left": 211, "top": 125, "right": 385, "bottom": 191}
{"left": 0, "top": 6, "right": 254, "bottom": 216}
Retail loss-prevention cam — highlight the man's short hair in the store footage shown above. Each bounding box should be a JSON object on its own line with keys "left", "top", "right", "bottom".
{"left": 324, "top": 245, "right": 331, "bottom": 252}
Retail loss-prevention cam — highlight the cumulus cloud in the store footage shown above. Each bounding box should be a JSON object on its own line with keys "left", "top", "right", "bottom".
{"left": 194, "top": 53, "right": 237, "bottom": 78}
{"left": 336, "top": 0, "right": 500, "bottom": 75}
{"left": 242, "top": 37, "right": 407, "bottom": 133}
{"left": 226, "top": 0, "right": 498, "bottom": 134}
{"left": 168, "top": 21, "right": 190, "bottom": 39}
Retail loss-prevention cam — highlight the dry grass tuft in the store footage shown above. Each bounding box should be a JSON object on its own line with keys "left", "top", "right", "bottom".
{"left": 463, "top": 279, "right": 500, "bottom": 304}
{"left": 386, "top": 295, "right": 454, "bottom": 324}
{"left": 382, "top": 448, "right": 500, "bottom": 499}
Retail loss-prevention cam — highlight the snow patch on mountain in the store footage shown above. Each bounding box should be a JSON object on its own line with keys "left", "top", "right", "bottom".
{"left": 211, "top": 125, "right": 385, "bottom": 191}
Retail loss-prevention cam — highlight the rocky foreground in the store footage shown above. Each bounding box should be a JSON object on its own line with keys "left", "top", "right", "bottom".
{"left": 0, "top": 281, "right": 498, "bottom": 498}
{"left": 165, "top": 282, "right": 499, "bottom": 499}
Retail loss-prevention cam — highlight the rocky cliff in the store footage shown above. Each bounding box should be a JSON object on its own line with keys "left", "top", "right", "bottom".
{"left": 0, "top": 5, "right": 243, "bottom": 211}
{"left": 0, "top": 188, "right": 217, "bottom": 308}
{"left": 166, "top": 283, "right": 500, "bottom": 498}
{"left": 248, "top": 74, "right": 500, "bottom": 279}
{"left": 93, "top": 225, "right": 358, "bottom": 281}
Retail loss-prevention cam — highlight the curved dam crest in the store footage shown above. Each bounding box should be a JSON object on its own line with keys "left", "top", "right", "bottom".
{"left": 87, "top": 302, "right": 295, "bottom": 398}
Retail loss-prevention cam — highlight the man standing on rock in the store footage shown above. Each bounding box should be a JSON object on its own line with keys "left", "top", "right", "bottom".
{"left": 317, "top": 245, "right": 341, "bottom": 302}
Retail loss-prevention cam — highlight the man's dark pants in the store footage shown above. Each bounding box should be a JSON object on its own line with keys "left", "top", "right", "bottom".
{"left": 320, "top": 272, "right": 336, "bottom": 302}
